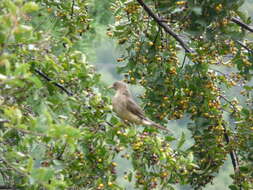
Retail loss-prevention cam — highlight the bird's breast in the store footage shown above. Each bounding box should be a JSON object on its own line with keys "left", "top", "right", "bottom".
{"left": 112, "top": 94, "right": 142, "bottom": 124}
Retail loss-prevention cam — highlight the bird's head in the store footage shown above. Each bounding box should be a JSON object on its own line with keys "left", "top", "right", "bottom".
{"left": 109, "top": 81, "right": 128, "bottom": 91}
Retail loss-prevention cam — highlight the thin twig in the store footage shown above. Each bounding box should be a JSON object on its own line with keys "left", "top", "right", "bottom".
{"left": 106, "top": 121, "right": 114, "bottom": 127}
{"left": 136, "top": 0, "right": 193, "bottom": 53}
{"left": 0, "top": 186, "right": 15, "bottom": 190}
{"left": 0, "top": 119, "right": 10, "bottom": 123}
{"left": 56, "top": 143, "right": 67, "bottom": 160}
{"left": 219, "top": 95, "right": 237, "bottom": 112}
{"left": 34, "top": 68, "right": 73, "bottom": 96}
{"left": 222, "top": 126, "right": 240, "bottom": 173}
{"left": 180, "top": 53, "right": 187, "bottom": 70}
{"left": 210, "top": 68, "right": 228, "bottom": 76}
{"left": 231, "top": 17, "right": 253, "bottom": 33}
{"left": 0, "top": 157, "right": 28, "bottom": 177}
{"left": 236, "top": 40, "right": 253, "bottom": 53}
{"left": 219, "top": 96, "right": 241, "bottom": 176}
{"left": 153, "top": 27, "right": 161, "bottom": 44}
{"left": 5, "top": 125, "right": 47, "bottom": 137}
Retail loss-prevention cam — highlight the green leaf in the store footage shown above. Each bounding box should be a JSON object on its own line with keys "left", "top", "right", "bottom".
{"left": 177, "top": 132, "right": 185, "bottom": 149}
{"left": 14, "top": 25, "right": 33, "bottom": 42}
{"left": 4, "top": 0, "right": 17, "bottom": 14}
{"left": 27, "top": 157, "right": 34, "bottom": 172}
{"left": 187, "top": 152, "right": 194, "bottom": 162}
{"left": 165, "top": 136, "right": 176, "bottom": 142}
{"left": 30, "top": 168, "right": 55, "bottom": 183}
{"left": 28, "top": 76, "right": 43, "bottom": 88}
{"left": 229, "top": 185, "right": 239, "bottom": 190}
{"left": 128, "top": 172, "right": 133, "bottom": 182}
{"left": 22, "top": 2, "right": 39, "bottom": 13}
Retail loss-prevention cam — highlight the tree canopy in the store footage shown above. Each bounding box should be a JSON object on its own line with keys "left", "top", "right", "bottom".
{"left": 0, "top": 0, "right": 252, "bottom": 190}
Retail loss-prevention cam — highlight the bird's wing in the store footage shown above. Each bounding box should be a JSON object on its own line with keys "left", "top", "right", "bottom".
{"left": 125, "top": 97, "right": 146, "bottom": 119}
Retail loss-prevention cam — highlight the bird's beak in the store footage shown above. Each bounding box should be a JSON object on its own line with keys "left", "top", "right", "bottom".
{"left": 108, "top": 85, "right": 113, "bottom": 89}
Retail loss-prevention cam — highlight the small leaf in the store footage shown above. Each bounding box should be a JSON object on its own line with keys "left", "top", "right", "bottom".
{"left": 31, "top": 168, "right": 55, "bottom": 183}
{"left": 128, "top": 172, "right": 133, "bottom": 182}
{"left": 27, "top": 157, "right": 34, "bottom": 172}
{"left": 28, "top": 76, "right": 42, "bottom": 88}
{"left": 4, "top": 0, "right": 17, "bottom": 14}
{"left": 188, "top": 152, "right": 194, "bottom": 162}
{"left": 177, "top": 132, "right": 186, "bottom": 149}
{"left": 22, "top": 2, "right": 39, "bottom": 13}
{"left": 229, "top": 185, "right": 239, "bottom": 190}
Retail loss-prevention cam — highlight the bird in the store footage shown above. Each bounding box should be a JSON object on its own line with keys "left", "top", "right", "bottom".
{"left": 110, "top": 81, "right": 171, "bottom": 132}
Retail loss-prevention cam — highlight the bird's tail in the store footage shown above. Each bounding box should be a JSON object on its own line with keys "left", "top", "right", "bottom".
{"left": 152, "top": 122, "right": 172, "bottom": 133}
{"left": 143, "top": 119, "right": 171, "bottom": 133}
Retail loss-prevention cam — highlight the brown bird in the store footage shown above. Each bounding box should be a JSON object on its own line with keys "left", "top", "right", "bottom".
{"left": 110, "top": 81, "right": 171, "bottom": 132}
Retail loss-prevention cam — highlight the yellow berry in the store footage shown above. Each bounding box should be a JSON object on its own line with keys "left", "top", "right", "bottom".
{"left": 98, "top": 183, "right": 104, "bottom": 189}
{"left": 176, "top": 1, "right": 187, "bottom": 5}
{"left": 98, "top": 158, "right": 102, "bottom": 162}
{"left": 163, "top": 96, "right": 169, "bottom": 100}
{"left": 156, "top": 57, "right": 162, "bottom": 61}
{"left": 148, "top": 41, "right": 154, "bottom": 46}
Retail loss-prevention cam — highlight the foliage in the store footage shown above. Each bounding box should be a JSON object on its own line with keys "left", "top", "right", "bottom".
{"left": 0, "top": 0, "right": 252, "bottom": 190}
{"left": 109, "top": 0, "right": 253, "bottom": 189}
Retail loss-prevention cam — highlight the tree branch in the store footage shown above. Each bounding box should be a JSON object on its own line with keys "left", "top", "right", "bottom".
{"left": 180, "top": 53, "right": 187, "bottom": 70}
{"left": 71, "top": 0, "right": 75, "bottom": 19}
{"left": 219, "top": 95, "right": 237, "bottom": 113}
{"left": 0, "top": 119, "right": 10, "bottom": 123}
{"left": 0, "top": 186, "right": 15, "bottom": 190}
{"left": 5, "top": 124, "right": 47, "bottom": 137}
{"left": 236, "top": 40, "right": 253, "bottom": 53}
{"left": 0, "top": 157, "right": 28, "bottom": 177}
{"left": 34, "top": 68, "right": 73, "bottom": 96}
{"left": 1, "top": 119, "right": 47, "bottom": 137}
{"left": 222, "top": 127, "right": 239, "bottom": 173}
{"left": 136, "top": 0, "right": 193, "bottom": 53}
{"left": 231, "top": 17, "right": 253, "bottom": 33}
{"left": 56, "top": 143, "right": 67, "bottom": 160}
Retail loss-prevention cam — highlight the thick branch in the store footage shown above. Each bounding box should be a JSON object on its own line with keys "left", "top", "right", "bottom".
{"left": 34, "top": 68, "right": 73, "bottom": 96}
{"left": 231, "top": 17, "right": 253, "bottom": 33}
{"left": 136, "top": 0, "right": 192, "bottom": 53}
